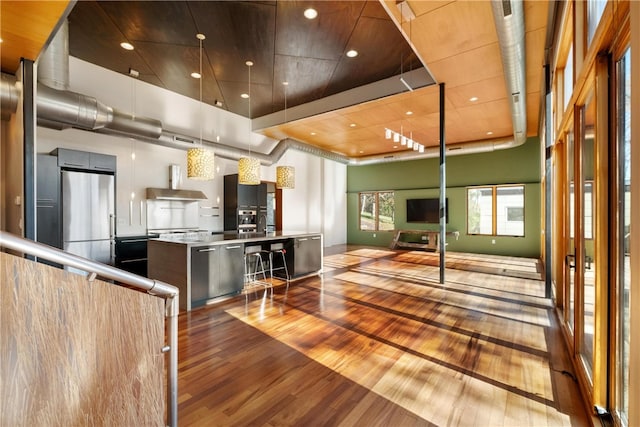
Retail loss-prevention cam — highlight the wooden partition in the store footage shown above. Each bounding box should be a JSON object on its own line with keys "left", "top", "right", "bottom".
{"left": 0, "top": 252, "right": 165, "bottom": 426}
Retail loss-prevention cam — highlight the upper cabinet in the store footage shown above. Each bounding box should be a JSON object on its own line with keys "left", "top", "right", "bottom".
{"left": 52, "top": 148, "right": 116, "bottom": 173}
{"left": 224, "top": 174, "right": 267, "bottom": 231}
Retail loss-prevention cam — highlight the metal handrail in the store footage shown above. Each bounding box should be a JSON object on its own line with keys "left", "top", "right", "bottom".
{"left": 0, "top": 231, "right": 179, "bottom": 427}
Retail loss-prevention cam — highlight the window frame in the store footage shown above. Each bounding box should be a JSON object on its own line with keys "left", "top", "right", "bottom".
{"left": 466, "top": 184, "right": 526, "bottom": 237}
{"left": 358, "top": 191, "right": 395, "bottom": 232}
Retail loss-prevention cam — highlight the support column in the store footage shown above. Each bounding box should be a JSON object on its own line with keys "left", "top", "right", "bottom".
{"left": 439, "top": 83, "right": 446, "bottom": 284}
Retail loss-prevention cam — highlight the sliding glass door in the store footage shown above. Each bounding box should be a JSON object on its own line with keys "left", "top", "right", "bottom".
{"left": 579, "top": 91, "right": 596, "bottom": 379}
{"left": 615, "top": 47, "right": 631, "bottom": 426}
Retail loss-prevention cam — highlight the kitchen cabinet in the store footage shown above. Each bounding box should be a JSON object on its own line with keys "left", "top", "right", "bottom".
{"left": 218, "top": 244, "right": 245, "bottom": 295}
{"left": 292, "top": 235, "right": 322, "bottom": 277}
{"left": 52, "top": 148, "right": 116, "bottom": 173}
{"left": 115, "top": 235, "right": 155, "bottom": 277}
{"left": 224, "top": 174, "right": 267, "bottom": 231}
{"left": 190, "top": 243, "right": 244, "bottom": 307}
{"left": 148, "top": 231, "right": 322, "bottom": 311}
{"left": 36, "top": 154, "right": 61, "bottom": 258}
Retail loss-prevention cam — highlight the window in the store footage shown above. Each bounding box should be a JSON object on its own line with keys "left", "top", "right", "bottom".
{"left": 563, "top": 45, "right": 574, "bottom": 112}
{"left": 359, "top": 191, "right": 394, "bottom": 231}
{"left": 586, "top": 0, "right": 606, "bottom": 46}
{"left": 467, "top": 185, "right": 525, "bottom": 236}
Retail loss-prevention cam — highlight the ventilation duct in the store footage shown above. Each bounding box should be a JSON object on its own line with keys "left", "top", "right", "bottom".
{"left": 491, "top": 0, "right": 527, "bottom": 145}
{"left": 0, "top": 73, "right": 19, "bottom": 121}
{"left": 1, "top": 2, "right": 527, "bottom": 166}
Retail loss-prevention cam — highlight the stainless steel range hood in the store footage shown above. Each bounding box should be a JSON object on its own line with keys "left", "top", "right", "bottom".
{"left": 145, "top": 187, "right": 207, "bottom": 201}
{"left": 146, "top": 165, "right": 208, "bottom": 200}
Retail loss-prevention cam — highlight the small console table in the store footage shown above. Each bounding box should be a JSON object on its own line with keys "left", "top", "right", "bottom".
{"left": 389, "top": 229, "right": 459, "bottom": 252}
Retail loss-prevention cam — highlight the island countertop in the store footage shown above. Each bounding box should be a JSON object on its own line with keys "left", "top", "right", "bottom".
{"left": 151, "top": 230, "right": 322, "bottom": 247}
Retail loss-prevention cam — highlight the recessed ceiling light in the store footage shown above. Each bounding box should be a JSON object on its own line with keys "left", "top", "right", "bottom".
{"left": 346, "top": 50, "right": 358, "bottom": 58}
{"left": 304, "top": 8, "right": 318, "bottom": 19}
{"left": 359, "top": 150, "right": 364, "bottom": 154}
{"left": 350, "top": 123, "right": 356, "bottom": 127}
{"left": 487, "top": 131, "right": 494, "bottom": 135}
{"left": 469, "top": 96, "right": 479, "bottom": 102}
{"left": 120, "top": 42, "right": 134, "bottom": 51}
{"left": 406, "top": 111, "right": 413, "bottom": 115}
{"left": 393, "top": 146, "right": 398, "bottom": 149}
{"left": 0, "top": 38, "right": 3, "bottom": 43}
{"left": 241, "top": 93, "right": 249, "bottom": 99}
{"left": 310, "top": 132, "right": 317, "bottom": 136}
{"left": 191, "top": 72, "right": 201, "bottom": 79}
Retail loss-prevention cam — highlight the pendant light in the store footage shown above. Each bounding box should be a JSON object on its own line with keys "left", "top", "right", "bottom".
{"left": 187, "top": 33, "right": 215, "bottom": 180}
{"left": 276, "top": 81, "right": 295, "bottom": 189}
{"left": 238, "top": 60, "right": 260, "bottom": 185}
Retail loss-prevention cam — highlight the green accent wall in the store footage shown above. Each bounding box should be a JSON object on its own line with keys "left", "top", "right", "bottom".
{"left": 347, "top": 137, "right": 542, "bottom": 258}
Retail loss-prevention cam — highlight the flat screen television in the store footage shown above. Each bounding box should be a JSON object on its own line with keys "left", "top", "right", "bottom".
{"left": 406, "top": 198, "right": 448, "bottom": 223}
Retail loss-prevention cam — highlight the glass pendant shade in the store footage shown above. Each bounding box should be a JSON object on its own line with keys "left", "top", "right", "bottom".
{"left": 276, "top": 165, "right": 295, "bottom": 189}
{"left": 187, "top": 147, "right": 215, "bottom": 180}
{"left": 238, "top": 157, "right": 260, "bottom": 185}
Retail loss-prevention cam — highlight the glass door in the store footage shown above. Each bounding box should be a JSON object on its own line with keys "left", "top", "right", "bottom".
{"left": 615, "top": 47, "right": 631, "bottom": 425}
{"left": 579, "top": 90, "right": 596, "bottom": 378}
{"left": 565, "top": 126, "right": 576, "bottom": 334}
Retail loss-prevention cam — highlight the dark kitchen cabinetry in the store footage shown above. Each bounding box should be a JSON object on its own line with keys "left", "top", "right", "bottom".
{"left": 291, "top": 235, "right": 322, "bottom": 277}
{"left": 115, "top": 235, "right": 155, "bottom": 277}
{"left": 224, "top": 174, "right": 267, "bottom": 231}
{"left": 190, "top": 243, "right": 244, "bottom": 307}
{"left": 36, "top": 154, "right": 61, "bottom": 256}
{"left": 52, "top": 148, "right": 116, "bottom": 173}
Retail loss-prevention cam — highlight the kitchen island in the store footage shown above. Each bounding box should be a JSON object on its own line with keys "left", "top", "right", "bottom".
{"left": 147, "top": 231, "right": 323, "bottom": 311}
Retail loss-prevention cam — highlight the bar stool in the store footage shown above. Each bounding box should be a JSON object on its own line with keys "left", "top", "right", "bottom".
{"left": 243, "top": 245, "right": 270, "bottom": 294}
{"left": 267, "top": 242, "right": 290, "bottom": 286}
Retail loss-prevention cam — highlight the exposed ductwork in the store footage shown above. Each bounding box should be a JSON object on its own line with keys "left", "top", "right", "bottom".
{"left": 0, "top": 73, "right": 19, "bottom": 121}
{"left": 491, "top": 0, "right": 527, "bottom": 145}
{"left": 1, "top": 3, "right": 527, "bottom": 166}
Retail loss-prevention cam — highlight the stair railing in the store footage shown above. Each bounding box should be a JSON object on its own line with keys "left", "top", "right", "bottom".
{"left": 0, "top": 230, "right": 179, "bottom": 427}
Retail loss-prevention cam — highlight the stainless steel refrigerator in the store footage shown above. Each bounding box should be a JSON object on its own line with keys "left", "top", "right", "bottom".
{"left": 62, "top": 170, "right": 115, "bottom": 265}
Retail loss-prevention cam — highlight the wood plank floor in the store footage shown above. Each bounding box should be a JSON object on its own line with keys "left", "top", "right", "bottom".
{"left": 174, "top": 246, "right": 589, "bottom": 426}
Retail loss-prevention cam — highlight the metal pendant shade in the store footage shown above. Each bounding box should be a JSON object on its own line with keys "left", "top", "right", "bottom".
{"left": 188, "top": 33, "right": 215, "bottom": 180}
{"left": 276, "top": 165, "right": 295, "bottom": 189}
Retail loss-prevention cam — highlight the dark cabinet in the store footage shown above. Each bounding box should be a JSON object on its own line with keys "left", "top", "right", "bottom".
{"left": 190, "top": 243, "right": 244, "bottom": 307}
{"left": 190, "top": 246, "right": 216, "bottom": 306}
{"left": 36, "top": 154, "right": 61, "bottom": 251}
{"left": 218, "top": 244, "right": 245, "bottom": 295}
{"left": 115, "top": 235, "right": 153, "bottom": 277}
{"left": 89, "top": 152, "right": 117, "bottom": 172}
{"left": 292, "top": 235, "right": 322, "bottom": 277}
{"left": 238, "top": 183, "right": 258, "bottom": 209}
{"left": 52, "top": 148, "right": 116, "bottom": 173}
{"left": 224, "top": 174, "right": 267, "bottom": 231}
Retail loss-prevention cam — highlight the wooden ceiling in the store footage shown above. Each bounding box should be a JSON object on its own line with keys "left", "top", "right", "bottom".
{"left": 2, "top": 1, "right": 548, "bottom": 159}
{"left": 0, "top": 1, "right": 71, "bottom": 74}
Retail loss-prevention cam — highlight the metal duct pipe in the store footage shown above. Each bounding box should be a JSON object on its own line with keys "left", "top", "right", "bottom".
{"left": 37, "top": 83, "right": 113, "bottom": 130}
{"left": 109, "top": 109, "right": 163, "bottom": 139}
{"left": 491, "top": 0, "right": 527, "bottom": 144}
{"left": 38, "top": 19, "right": 69, "bottom": 90}
{"left": 0, "top": 73, "right": 19, "bottom": 120}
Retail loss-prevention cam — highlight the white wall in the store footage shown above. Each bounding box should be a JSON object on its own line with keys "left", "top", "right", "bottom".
{"left": 35, "top": 57, "right": 347, "bottom": 245}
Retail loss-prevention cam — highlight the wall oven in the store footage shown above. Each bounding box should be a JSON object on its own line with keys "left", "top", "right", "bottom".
{"left": 238, "top": 210, "right": 257, "bottom": 233}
